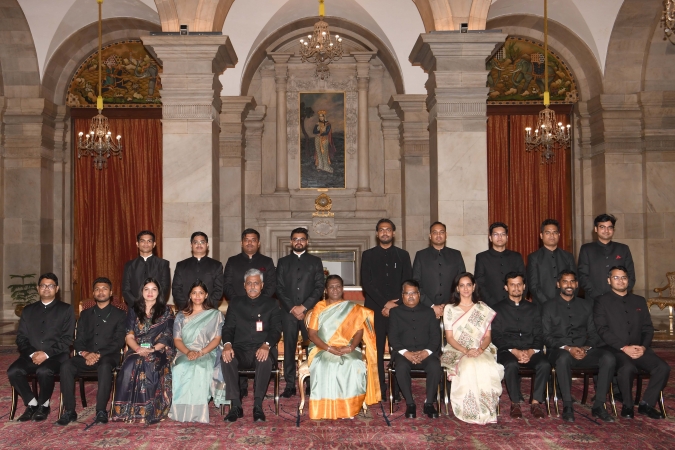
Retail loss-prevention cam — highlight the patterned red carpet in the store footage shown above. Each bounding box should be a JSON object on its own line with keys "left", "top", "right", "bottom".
{"left": 1, "top": 346, "right": 675, "bottom": 449}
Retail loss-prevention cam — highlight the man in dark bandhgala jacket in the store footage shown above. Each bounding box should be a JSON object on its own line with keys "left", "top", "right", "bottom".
{"left": 542, "top": 270, "right": 615, "bottom": 424}
{"left": 594, "top": 266, "right": 670, "bottom": 420}
{"left": 122, "top": 230, "right": 171, "bottom": 306}
{"left": 57, "top": 277, "right": 126, "bottom": 426}
{"left": 223, "top": 228, "right": 276, "bottom": 301}
{"left": 527, "top": 219, "right": 576, "bottom": 305}
{"left": 475, "top": 222, "right": 525, "bottom": 307}
{"left": 276, "top": 227, "right": 324, "bottom": 398}
{"left": 389, "top": 280, "right": 441, "bottom": 419}
{"left": 221, "top": 269, "right": 282, "bottom": 423}
{"left": 492, "top": 272, "right": 549, "bottom": 419}
{"left": 413, "top": 221, "right": 465, "bottom": 318}
{"left": 361, "top": 218, "right": 412, "bottom": 399}
{"left": 578, "top": 213, "right": 635, "bottom": 302}
{"left": 8, "top": 273, "right": 75, "bottom": 422}
{"left": 172, "top": 231, "right": 224, "bottom": 310}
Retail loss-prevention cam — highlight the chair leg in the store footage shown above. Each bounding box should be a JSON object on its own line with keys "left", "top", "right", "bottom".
{"left": 635, "top": 375, "right": 643, "bottom": 405}
{"left": 298, "top": 374, "right": 307, "bottom": 416}
{"left": 10, "top": 387, "right": 18, "bottom": 421}
{"left": 79, "top": 377, "right": 87, "bottom": 408}
{"left": 58, "top": 392, "right": 64, "bottom": 418}
{"left": 275, "top": 371, "right": 280, "bottom": 416}
{"left": 581, "top": 374, "right": 589, "bottom": 405}
{"left": 660, "top": 391, "right": 667, "bottom": 418}
{"left": 388, "top": 368, "right": 395, "bottom": 415}
{"left": 443, "top": 370, "right": 450, "bottom": 416}
{"left": 109, "top": 372, "right": 118, "bottom": 418}
{"left": 609, "top": 382, "right": 617, "bottom": 416}
{"left": 545, "top": 379, "right": 551, "bottom": 417}
{"left": 552, "top": 370, "right": 560, "bottom": 417}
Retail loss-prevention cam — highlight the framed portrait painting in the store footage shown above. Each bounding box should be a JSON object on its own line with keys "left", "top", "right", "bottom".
{"left": 299, "top": 92, "right": 346, "bottom": 189}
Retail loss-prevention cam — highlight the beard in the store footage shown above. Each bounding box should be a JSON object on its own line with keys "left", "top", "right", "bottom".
{"left": 95, "top": 296, "right": 111, "bottom": 303}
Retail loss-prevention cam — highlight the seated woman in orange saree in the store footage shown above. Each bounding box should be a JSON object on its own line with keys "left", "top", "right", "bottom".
{"left": 307, "top": 275, "right": 380, "bottom": 419}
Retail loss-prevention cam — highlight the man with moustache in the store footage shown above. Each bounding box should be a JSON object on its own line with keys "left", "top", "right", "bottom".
{"left": 57, "top": 277, "right": 126, "bottom": 425}
{"left": 475, "top": 222, "right": 525, "bottom": 307}
{"left": 526, "top": 219, "right": 576, "bottom": 306}
{"left": 361, "top": 218, "right": 412, "bottom": 399}
{"left": 492, "top": 272, "right": 549, "bottom": 419}
{"left": 594, "top": 266, "right": 670, "bottom": 419}
{"left": 578, "top": 214, "right": 635, "bottom": 302}
{"left": 172, "top": 231, "right": 224, "bottom": 310}
{"left": 276, "top": 227, "right": 324, "bottom": 398}
{"left": 8, "top": 273, "right": 75, "bottom": 422}
{"left": 413, "top": 221, "right": 466, "bottom": 318}
{"left": 122, "top": 230, "right": 171, "bottom": 306}
{"left": 222, "top": 269, "right": 282, "bottom": 422}
{"left": 542, "top": 270, "right": 615, "bottom": 423}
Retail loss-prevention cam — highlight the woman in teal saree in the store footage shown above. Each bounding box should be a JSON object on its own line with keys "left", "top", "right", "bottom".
{"left": 169, "top": 280, "right": 224, "bottom": 423}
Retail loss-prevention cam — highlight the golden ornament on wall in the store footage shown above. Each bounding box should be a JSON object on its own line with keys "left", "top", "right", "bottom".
{"left": 313, "top": 191, "right": 334, "bottom": 217}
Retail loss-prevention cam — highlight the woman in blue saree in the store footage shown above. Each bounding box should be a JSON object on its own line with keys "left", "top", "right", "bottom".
{"left": 169, "top": 280, "right": 224, "bottom": 423}
{"left": 112, "top": 278, "right": 174, "bottom": 424}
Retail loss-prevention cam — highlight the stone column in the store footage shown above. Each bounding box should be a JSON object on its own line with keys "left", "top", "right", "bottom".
{"left": 244, "top": 106, "right": 267, "bottom": 231}
{"left": 410, "top": 32, "right": 507, "bottom": 272}
{"left": 270, "top": 53, "right": 293, "bottom": 193}
{"left": 378, "top": 104, "right": 403, "bottom": 235}
{"left": 142, "top": 35, "right": 237, "bottom": 274}
{"left": 389, "top": 95, "right": 431, "bottom": 254}
{"left": 353, "top": 52, "right": 376, "bottom": 192}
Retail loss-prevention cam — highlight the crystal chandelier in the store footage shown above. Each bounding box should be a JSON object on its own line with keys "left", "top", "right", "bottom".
{"left": 663, "top": 0, "right": 675, "bottom": 43}
{"left": 524, "top": 0, "right": 571, "bottom": 164}
{"left": 299, "top": 0, "right": 343, "bottom": 80}
{"left": 77, "top": 0, "right": 122, "bottom": 170}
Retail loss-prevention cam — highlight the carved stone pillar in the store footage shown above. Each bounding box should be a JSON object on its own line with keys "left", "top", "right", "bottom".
{"left": 353, "top": 52, "right": 376, "bottom": 192}
{"left": 378, "top": 104, "right": 403, "bottom": 237}
{"left": 270, "top": 53, "right": 293, "bottom": 193}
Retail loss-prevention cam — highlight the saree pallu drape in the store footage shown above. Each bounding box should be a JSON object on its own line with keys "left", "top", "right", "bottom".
{"left": 441, "top": 302, "right": 504, "bottom": 425}
{"left": 169, "top": 309, "right": 224, "bottom": 423}
{"left": 307, "top": 300, "right": 380, "bottom": 419}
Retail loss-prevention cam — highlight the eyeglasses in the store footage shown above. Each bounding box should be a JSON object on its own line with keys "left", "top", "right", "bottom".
{"left": 597, "top": 225, "right": 614, "bottom": 231}
{"left": 38, "top": 284, "right": 56, "bottom": 290}
{"left": 292, "top": 237, "right": 307, "bottom": 242}
{"left": 491, "top": 233, "right": 507, "bottom": 238}
{"left": 611, "top": 276, "right": 628, "bottom": 281}
{"left": 192, "top": 240, "right": 207, "bottom": 245}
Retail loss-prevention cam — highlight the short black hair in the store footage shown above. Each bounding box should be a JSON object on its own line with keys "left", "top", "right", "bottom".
{"left": 93, "top": 277, "right": 112, "bottom": 290}
{"left": 376, "top": 218, "right": 396, "bottom": 231}
{"left": 137, "top": 230, "right": 155, "bottom": 242}
{"left": 38, "top": 273, "right": 58, "bottom": 287}
{"left": 557, "top": 269, "right": 577, "bottom": 283}
{"left": 504, "top": 272, "right": 525, "bottom": 285}
{"left": 241, "top": 228, "right": 260, "bottom": 240}
{"left": 608, "top": 265, "right": 628, "bottom": 277}
{"left": 489, "top": 222, "right": 508, "bottom": 235}
{"left": 430, "top": 221, "right": 446, "bottom": 232}
{"left": 594, "top": 214, "right": 616, "bottom": 227}
{"left": 191, "top": 231, "right": 208, "bottom": 243}
{"left": 540, "top": 219, "right": 560, "bottom": 233}
{"left": 290, "top": 227, "right": 309, "bottom": 239}
{"left": 401, "top": 279, "right": 419, "bottom": 292}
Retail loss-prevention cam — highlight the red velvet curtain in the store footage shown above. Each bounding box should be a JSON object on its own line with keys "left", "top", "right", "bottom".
{"left": 487, "top": 112, "right": 572, "bottom": 264}
{"left": 74, "top": 117, "right": 163, "bottom": 308}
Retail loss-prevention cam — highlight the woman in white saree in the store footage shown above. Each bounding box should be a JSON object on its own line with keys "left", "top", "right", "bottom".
{"left": 441, "top": 272, "right": 504, "bottom": 424}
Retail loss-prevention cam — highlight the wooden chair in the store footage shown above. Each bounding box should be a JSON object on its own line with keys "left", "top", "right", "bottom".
{"left": 551, "top": 367, "right": 617, "bottom": 416}
{"left": 10, "top": 373, "right": 63, "bottom": 420}
{"left": 635, "top": 369, "right": 668, "bottom": 418}
{"left": 648, "top": 272, "right": 675, "bottom": 334}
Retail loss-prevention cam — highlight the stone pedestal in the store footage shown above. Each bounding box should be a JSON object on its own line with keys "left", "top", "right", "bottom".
{"left": 142, "top": 35, "right": 237, "bottom": 272}
{"left": 410, "top": 32, "right": 507, "bottom": 271}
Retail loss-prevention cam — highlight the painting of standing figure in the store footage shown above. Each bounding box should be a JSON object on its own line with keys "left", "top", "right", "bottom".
{"left": 300, "top": 92, "right": 346, "bottom": 189}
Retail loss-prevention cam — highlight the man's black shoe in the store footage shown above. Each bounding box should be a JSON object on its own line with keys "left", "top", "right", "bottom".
{"left": 94, "top": 410, "right": 109, "bottom": 424}
{"left": 591, "top": 406, "right": 615, "bottom": 423}
{"left": 253, "top": 405, "right": 266, "bottom": 422}
{"left": 405, "top": 403, "right": 416, "bottom": 419}
{"left": 620, "top": 405, "right": 634, "bottom": 418}
{"left": 56, "top": 410, "right": 77, "bottom": 426}
{"left": 17, "top": 405, "right": 37, "bottom": 422}
{"left": 32, "top": 405, "right": 50, "bottom": 422}
{"left": 280, "top": 387, "right": 296, "bottom": 398}
{"left": 562, "top": 406, "right": 575, "bottom": 422}
{"left": 638, "top": 403, "right": 664, "bottom": 419}
{"left": 423, "top": 403, "right": 439, "bottom": 419}
{"left": 225, "top": 405, "right": 244, "bottom": 422}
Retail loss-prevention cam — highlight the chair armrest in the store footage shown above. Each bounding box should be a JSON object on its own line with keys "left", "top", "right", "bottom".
{"left": 654, "top": 284, "right": 670, "bottom": 295}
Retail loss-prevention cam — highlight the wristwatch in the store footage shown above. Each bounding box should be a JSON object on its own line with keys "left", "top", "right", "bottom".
{"left": 264, "top": 342, "right": 270, "bottom": 347}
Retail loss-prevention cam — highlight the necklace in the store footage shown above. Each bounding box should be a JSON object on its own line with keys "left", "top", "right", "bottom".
{"left": 99, "top": 309, "right": 113, "bottom": 323}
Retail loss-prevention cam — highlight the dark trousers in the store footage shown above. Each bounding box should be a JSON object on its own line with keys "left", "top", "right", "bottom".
{"left": 8, "top": 353, "right": 68, "bottom": 405}
{"left": 281, "top": 311, "right": 307, "bottom": 386}
{"left": 59, "top": 354, "right": 118, "bottom": 412}
{"left": 372, "top": 307, "right": 390, "bottom": 395}
{"left": 393, "top": 353, "right": 441, "bottom": 405}
{"left": 498, "top": 350, "right": 551, "bottom": 403}
{"left": 222, "top": 347, "right": 273, "bottom": 405}
{"left": 606, "top": 346, "right": 670, "bottom": 408}
{"left": 549, "top": 347, "right": 615, "bottom": 408}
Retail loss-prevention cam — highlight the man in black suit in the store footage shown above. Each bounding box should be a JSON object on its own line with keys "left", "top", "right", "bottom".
{"left": 361, "top": 218, "right": 412, "bottom": 399}
{"left": 578, "top": 213, "right": 635, "bottom": 302}
{"left": 413, "top": 221, "right": 466, "bottom": 318}
{"left": 527, "top": 219, "right": 576, "bottom": 305}
{"left": 492, "top": 272, "right": 549, "bottom": 419}
{"left": 224, "top": 228, "right": 276, "bottom": 301}
{"left": 172, "top": 231, "right": 224, "bottom": 310}
{"left": 389, "top": 280, "right": 441, "bottom": 419}
{"left": 594, "top": 266, "right": 670, "bottom": 419}
{"left": 8, "top": 273, "right": 75, "bottom": 422}
{"left": 276, "top": 227, "right": 324, "bottom": 398}
{"left": 122, "top": 230, "right": 171, "bottom": 306}
{"left": 542, "top": 270, "right": 615, "bottom": 423}
{"left": 221, "top": 269, "right": 282, "bottom": 423}
{"left": 475, "top": 222, "right": 525, "bottom": 307}
{"left": 57, "top": 277, "right": 126, "bottom": 426}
